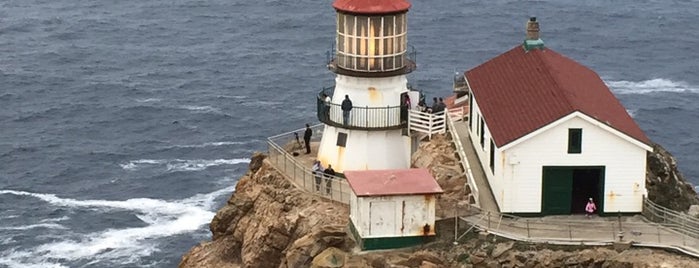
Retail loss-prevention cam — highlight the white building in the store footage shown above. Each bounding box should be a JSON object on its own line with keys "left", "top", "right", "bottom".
{"left": 315, "top": 0, "right": 420, "bottom": 173}
{"left": 463, "top": 18, "right": 652, "bottom": 215}
{"left": 345, "top": 168, "right": 443, "bottom": 250}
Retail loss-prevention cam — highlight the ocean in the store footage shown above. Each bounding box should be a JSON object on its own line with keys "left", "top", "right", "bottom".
{"left": 1, "top": 0, "right": 698, "bottom": 267}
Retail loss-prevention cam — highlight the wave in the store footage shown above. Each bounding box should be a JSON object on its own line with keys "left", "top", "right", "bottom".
{"left": 605, "top": 78, "right": 699, "bottom": 94}
{"left": 120, "top": 158, "right": 250, "bottom": 171}
{"left": 0, "top": 223, "right": 67, "bottom": 231}
{"left": 135, "top": 98, "right": 162, "bottom": 103}
{"left": 179, "top": 105, "right": 222, "bottom": 114}
{"left": 0, "top": 186, "right": 235, "bottom": 267}
{"left": 165, "top": 141, "right": 252, "bottom": 149}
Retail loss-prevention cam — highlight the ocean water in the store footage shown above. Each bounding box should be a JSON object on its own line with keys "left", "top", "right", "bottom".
{"left": 1, "top": 0, "right": 698, "bottom": 267}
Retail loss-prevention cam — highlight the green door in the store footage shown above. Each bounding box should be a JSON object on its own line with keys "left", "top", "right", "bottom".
{"left": 542, "top": 167, "right": 573, "bottom": 215}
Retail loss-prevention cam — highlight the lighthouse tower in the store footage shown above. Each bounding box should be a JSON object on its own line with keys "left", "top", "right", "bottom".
{"left": 316, "top": 0, "right": 418, "bottom": 172}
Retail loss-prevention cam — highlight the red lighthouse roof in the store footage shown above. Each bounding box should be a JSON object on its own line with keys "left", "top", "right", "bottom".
{"left": 333, "top": 0, "right": 411, "bottom": 14}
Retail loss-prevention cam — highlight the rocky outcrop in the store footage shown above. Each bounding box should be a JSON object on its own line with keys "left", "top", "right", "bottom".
{"left": 180, "top": 139, "right": 699, "bottom": 267}
{"left": 179, "top": 152, "right": 350, "bottom": 268}
{"left": 646, "top": 143, "right": 699, "bottom": 212}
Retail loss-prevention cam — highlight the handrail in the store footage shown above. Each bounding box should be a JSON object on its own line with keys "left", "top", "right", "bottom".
{"left": 266, "top": 125, "right": 351, "bottom": 204}
{"left": 445, "top": 110, "right": 479, "bottom": 208}
{"left": 316, "top": 87, "right": 407, "bottom": 130}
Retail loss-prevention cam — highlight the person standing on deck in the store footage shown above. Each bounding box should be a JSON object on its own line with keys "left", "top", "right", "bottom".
{"left": 585, "top": 198, "right": 597, "bottom": 218}
{"left": 341, "top": 95, "right": 353, "bottom": 126}
{"left": 303, "top": 123, "right": 312, "bottom": 154}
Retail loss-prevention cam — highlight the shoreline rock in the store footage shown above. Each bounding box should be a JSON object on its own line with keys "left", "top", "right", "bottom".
{"left": 180, "top": 137, "right": 699, "bottom": 267}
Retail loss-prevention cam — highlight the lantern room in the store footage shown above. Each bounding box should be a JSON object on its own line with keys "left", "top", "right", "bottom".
{"left": 331, "top": 0, "right": 414, "bottom": 75}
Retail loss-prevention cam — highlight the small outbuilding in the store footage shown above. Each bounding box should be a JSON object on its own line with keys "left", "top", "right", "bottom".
{"left": 345, "top": 168, "right": 443, "bottom": 250}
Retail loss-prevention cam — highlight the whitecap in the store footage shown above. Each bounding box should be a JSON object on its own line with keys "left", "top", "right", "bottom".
{"left": 626, "top": 109, "right": 636, "bottom": 118}
{"left": 179, "top": 105, "right": 222, "bottom": 114}
{"left": 0, "top": 223, "right": 68, "bottom": 231}
{"left": 165, "top": 141, "right": 252, "bottom": 149}
{"left": 135, "top": 98, "right": 161, "bottom": 103}
{"left": 166, "top": 158, "right": 250, "bottom": 172}
{"left": 605, "top": 78, "right": 699, "bottom": 94}
{"left": 0, "top": 186, "right": 235, "bottom": 267}
{"left": 121, "top": 158, "right": 249, "bottom": 171}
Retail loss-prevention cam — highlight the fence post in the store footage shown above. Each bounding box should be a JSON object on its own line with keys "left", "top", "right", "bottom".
{"left": 568, "top": 224, "right": 572, "bottom": 240}
{"left": 487, "top": 211, "right": 491, "bottom": 230}
{"left": 611, "top": 223, "right": 616, "bottom": 241}
{"left": 526, "top": 220, "right": 530, "bottom": 238}
{"left": 657, "top": 226, "right": 661, "bottom": 243}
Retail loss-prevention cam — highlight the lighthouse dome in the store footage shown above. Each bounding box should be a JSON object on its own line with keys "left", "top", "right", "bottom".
{"left": 332, "top": 0, "right": 411, "bottom": 15}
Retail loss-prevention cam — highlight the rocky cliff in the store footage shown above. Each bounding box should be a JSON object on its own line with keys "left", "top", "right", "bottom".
{"left": 179, "top": 136, "right": 699, "bottom": 268}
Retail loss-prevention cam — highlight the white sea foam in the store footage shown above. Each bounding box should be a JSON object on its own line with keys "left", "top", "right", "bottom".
{"left": 167, "top": 141, "right": 251, "bottom": 148}
{"left": 0, "top": 223, "right": 67, "bottom": 231}
{"left": 179, "top": 105, "right": 222, "bottom": 114}
{"left": 605, "top": 78, "right": 699, "bottom": 94}
{"left": 135, "top": 98, "right": 161, "bottom": 103}
{"left": 626, "top": 109, "right": 636, "bottom": 118}
{"left": 121, "top": 158, "right": 249, "bottom": 171}
{"left": 0, "top": 185, "right": 235, "bottom": 267}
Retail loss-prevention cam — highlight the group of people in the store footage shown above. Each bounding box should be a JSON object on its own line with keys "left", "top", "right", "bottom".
{"left": 312, "top": 160, "right": 335, "bottom": 195}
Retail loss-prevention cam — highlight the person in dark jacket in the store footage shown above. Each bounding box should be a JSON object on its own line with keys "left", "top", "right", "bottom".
{"left": 303, "top": 123, "right": 312, "bottom": 154}
{"left": 341, "top": 95, "right": 352, "bottom": 126}
{"left": 323, "top": 164, "right": 336, "bottom": 195}
{"left": 430, "top": 97, "right": 439, "bottom": 113}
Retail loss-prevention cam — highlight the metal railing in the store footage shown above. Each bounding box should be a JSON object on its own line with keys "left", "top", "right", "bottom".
{"left": 445, "top": 108, "right": 479, "bottom": 208}
{"left": 267, "top": 125, "right": 351, "bottom": 204}
{"left": 457, "top": 207, "right": 699, "bottom": 256}
{"left": 643, "top": 196, "right": 699, "bottom": 239}
{"left": 326, "top": 44, "right": 418, "bottom": 75}
{"left": 317, "top": 87, "right": 407, "bottom": 130}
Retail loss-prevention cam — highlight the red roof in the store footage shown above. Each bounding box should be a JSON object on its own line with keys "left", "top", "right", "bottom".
{"left": 465, "top": 45, "right": 650, "bottom": 147}
{"left": 344, "top": 168, "right": 443, "bottom": 197}
{"left": 333, "top": 0, "right": 411, "bottom": 14}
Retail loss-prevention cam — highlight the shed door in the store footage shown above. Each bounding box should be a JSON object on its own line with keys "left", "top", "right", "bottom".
{"left": 369, "top": 201, "right": 395, "bottom": 236}
{"left": 542, "top": 167, "right": 573, "bottom": 215}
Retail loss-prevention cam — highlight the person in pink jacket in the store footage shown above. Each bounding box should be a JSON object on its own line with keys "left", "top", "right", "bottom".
{"left": 585, "top": 198, "right": 597, "bottom": 218}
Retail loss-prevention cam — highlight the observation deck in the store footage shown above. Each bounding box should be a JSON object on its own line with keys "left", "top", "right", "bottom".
{"left": 316, "top": 87, "right": 408, "bottom": 131}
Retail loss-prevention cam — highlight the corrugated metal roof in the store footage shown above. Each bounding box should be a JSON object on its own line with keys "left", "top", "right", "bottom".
{"left": 332, "top": 0, "right": 411, "bottom": 14}
{"left": 465, "top": 45, "right": 650, "bottom": 147}
{"left": 344, "top": 168, "right": 443, "bottom": 197}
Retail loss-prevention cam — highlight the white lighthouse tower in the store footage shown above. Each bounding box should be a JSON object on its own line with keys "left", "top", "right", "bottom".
{"left": 316, "top": 0, "right": 419, "bottom": 172}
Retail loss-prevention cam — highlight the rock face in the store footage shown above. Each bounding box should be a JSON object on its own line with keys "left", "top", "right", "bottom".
{"left": 646, "top": 143, "right": 699, "bottom": 212}
{"left": 180, "top": 139, "right": 699, "bottom": 267}
{"left": 179, "top": 152, "right": 351, "bottom": 268}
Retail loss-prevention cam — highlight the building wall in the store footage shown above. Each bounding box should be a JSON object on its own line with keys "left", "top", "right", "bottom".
{"left": 467, "top": 98, "right": 503, "bottom": 210}
{"left": 317, "top": 74, "right": 412, "bottom": 172}
{"left": 500, "top": 115, "right": 648, "bottom": 213}
{"left": 351, "top": 194, "right": 437, "bottom": 238}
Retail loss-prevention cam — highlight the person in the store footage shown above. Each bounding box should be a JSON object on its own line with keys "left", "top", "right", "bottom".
{"left": 341, "top": 95, "right": 352, "bottom": 126}
{"left": 303, "top": 123, "right": 312, "bottom": 154}
{"left": 585, "top": 198, "right": 597, "bottom": 218}
{"left": 323, "top": 164, "right": 336, "bottom": 196}
{"left": 312, "top": 160, "right": 324, "bottom": 192}
{"left": 401, "top": 94, "right": 410, "bottom": 124}
{"left": 430, "top": 97, "right": 439, "bottom": 113}
{"left": 323, "top": 94, "right": 331, "bottom": 121}
{"left": 436, "top": 97, "right": 446, "bottom": 114}
{"left": 404, "top": 94, "right": 411, "bottom": 110}
{"left": 417, "top": 97, "right": 427, "bottom": 112}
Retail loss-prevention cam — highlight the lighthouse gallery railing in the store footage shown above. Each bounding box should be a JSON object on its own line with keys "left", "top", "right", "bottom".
{"left": 317, "top": 87, "right": 408, "bottom": 130}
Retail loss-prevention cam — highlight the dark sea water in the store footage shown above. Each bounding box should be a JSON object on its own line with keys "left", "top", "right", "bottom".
{"left": 1, "top": 0, "right": 698, "bottom": 267}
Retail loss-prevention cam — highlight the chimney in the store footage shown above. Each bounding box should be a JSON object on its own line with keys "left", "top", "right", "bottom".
{"left": 526, "top": 17, "right": 540, "bottom": 40}
{"left": 523, "top": 17, "right": 544, "bottom": 51}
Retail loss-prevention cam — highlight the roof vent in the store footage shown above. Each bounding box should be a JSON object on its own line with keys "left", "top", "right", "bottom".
{"left": 523, "top": 17, "right": 545, "bottom": 51}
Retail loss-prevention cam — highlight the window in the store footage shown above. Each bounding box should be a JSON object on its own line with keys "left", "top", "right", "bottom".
{"left": 337, "top": 132, "right": 348, "bottom": 147}
{"left": 479, "top": 117, "right": 485, "bottom": 149}
{"left": 568, "top": 128, "right": 582, "bottom": 154}
{"left": 489, "top": 139, "right": 495, "bottom": 174}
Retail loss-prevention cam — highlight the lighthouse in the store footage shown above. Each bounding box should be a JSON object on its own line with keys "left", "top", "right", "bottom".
{"left": 316, "top": 0, "right": 419, "bottom": 172}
